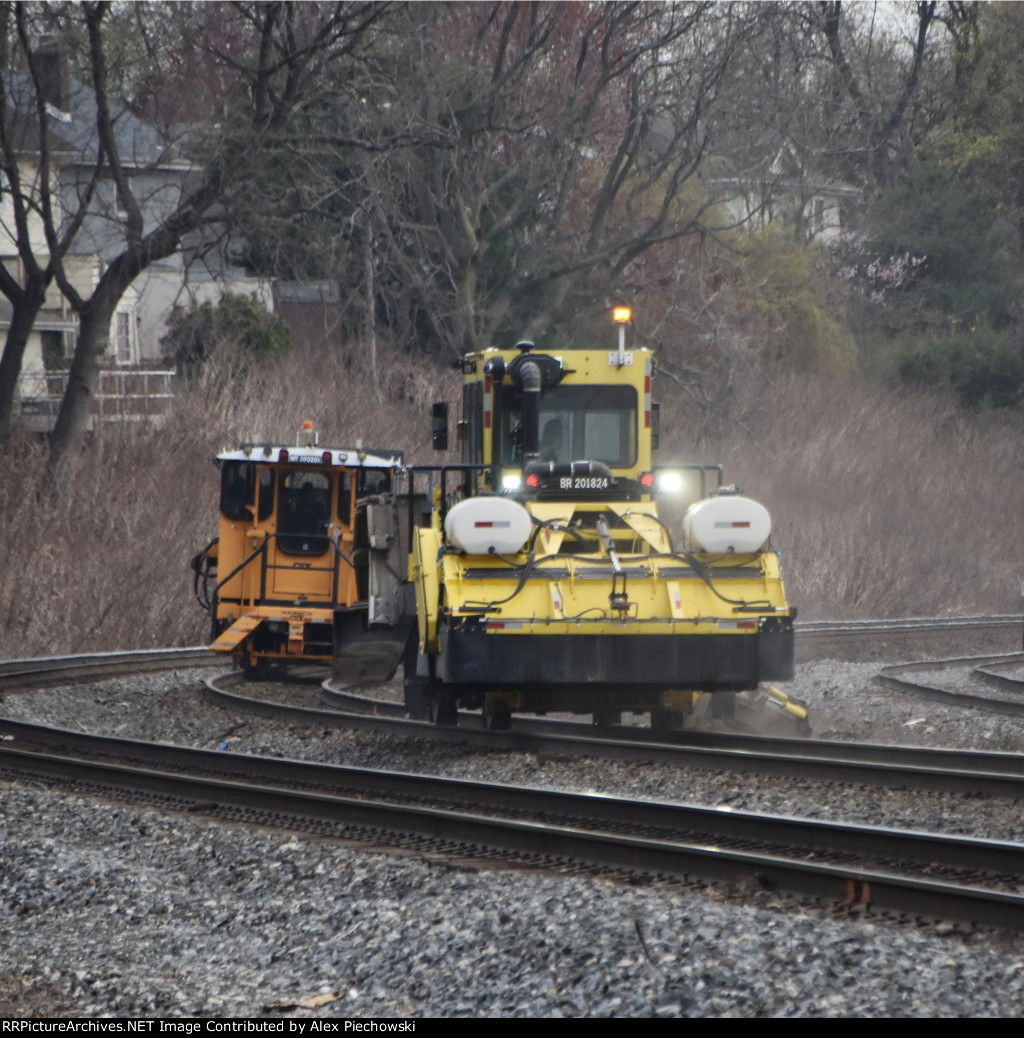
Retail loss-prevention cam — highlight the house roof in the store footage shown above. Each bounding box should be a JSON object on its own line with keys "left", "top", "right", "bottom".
{"left": 4, "top": 69, "right": 173, "bottom": 170}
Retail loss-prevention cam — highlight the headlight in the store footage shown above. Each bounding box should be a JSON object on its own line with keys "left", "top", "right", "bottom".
{"left": 652, "top": 465, "right": 712, "bottom": 503}
{"left": 502, "top": 473, "right": 522, "bottom": 490}
{"left": 656, "top": 471, "right": 683, "bottom": 494}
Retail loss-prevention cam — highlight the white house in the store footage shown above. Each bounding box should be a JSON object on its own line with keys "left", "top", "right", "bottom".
{"left": 4, "top": 43, "right": 274, "bottom": 429}
{"left": 712, "top": 143, "right": 862, "bottom": 245}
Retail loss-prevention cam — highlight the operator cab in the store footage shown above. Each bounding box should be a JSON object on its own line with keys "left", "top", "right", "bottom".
{"left": 455, "top": 315, "right": 655, "bottom": 503}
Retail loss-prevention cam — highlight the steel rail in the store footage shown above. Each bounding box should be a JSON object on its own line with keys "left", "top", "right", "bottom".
{"left": 974, "top": 658, "right": 1024, "bottom": 694}
{"left": 3, "top": 715, "right": 1023, "bottom": 874}
{"left": 0, "top": 647, "right": 220, "bottom": 690}
{"left": 3, "top": 728, "right": 1024, "bottom": 932}
{"left": 1, "top": 617, "right": 1019, "bottom": 675}
{"left": 201, "top": 672, "right": 1024, "bottom": 799}
{"left": 879, "top": 654, "right": 1024, "bottom": 715}
{"left": 798, "top": 615, "right": 1023, "bottom": 635}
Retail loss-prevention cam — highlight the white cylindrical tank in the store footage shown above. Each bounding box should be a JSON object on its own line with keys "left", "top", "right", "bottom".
{"left": 444, "top": 497, "right": 533, "bottom": 555}
{"left": 683, "top": 494, "right": 772, "bottom": 554}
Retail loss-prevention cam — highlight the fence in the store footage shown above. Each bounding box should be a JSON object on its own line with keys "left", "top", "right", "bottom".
{"left": 15, "top": 368, "right": 176, "bottom": 433}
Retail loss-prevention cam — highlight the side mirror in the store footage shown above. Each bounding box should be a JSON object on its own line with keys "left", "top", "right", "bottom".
{"left": 432, "top": 402, "right": 449, "bottom": 450}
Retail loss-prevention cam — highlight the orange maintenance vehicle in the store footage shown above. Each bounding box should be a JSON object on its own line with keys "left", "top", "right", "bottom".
{"left": 191, "top": 424, "right": 407, "bottom": 676}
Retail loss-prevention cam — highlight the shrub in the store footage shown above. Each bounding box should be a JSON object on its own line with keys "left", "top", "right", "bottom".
{"left": 161, "top": 292, "right": 292, "bottom": 378}
{"left": 658, "top": 367, "right": 1024, "bottom": 619}
{"left": 737, "top": 227, "right": 858, "bottom": 372}
{"left": 891, "top": 322, "right": 1024, "bottom": 410}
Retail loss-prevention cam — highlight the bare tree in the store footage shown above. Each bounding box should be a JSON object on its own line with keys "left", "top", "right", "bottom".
{"left": 213, "top": 2, "right": 960, "bottom": 371}
{"left": 812, "top": 1, "right": 948, "bottom": 192}
{"left": 0, "top": 2, "right": 110, "bottom": 444}
{"left": 319, "top": 2, "right": 782, "bottom": 358}
{"left": 0, "top": 0, "right": 386, "bottom": 481}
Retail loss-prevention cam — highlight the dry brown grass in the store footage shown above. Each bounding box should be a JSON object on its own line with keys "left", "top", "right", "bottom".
{"left": 660, "top": 368, "right": 1024, "bottom": 619}
{"left": 0, "top": 346, "right": 460, "bottom": 658}
{"left": 1, "top": 346, "right": 1021, "bottom": 659}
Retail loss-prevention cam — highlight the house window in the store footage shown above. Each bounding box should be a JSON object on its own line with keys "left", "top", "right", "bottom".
{"left": 812, "top": 198, "right": 825, "bottom": 235}
{"left": 41, "top": 331, "right": 64, "bottom": 371}
{"left": 41, "top": 329, "right": 75, "bottom": 370}
{"left": 115, "top": 311, "right": 131, "bottom": 364}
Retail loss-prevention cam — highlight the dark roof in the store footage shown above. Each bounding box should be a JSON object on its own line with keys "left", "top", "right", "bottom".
{"left": 4, "top": 69, "right": 170, "bottom": 169}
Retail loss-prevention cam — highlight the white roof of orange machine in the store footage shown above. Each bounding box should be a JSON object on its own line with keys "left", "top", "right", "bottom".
{"left": 216, "top": 444, "right": 403, "bottom": 469}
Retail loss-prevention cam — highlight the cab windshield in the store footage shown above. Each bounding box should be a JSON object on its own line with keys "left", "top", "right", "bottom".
{"left": 500, "top": 384, "right": 637, "bottom": 468}
{"left": 278, "top": 471, "right": 332, "bottom": 555}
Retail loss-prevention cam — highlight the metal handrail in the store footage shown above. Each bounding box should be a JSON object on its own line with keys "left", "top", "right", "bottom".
{"left": 403, "top": 464, "right": 491, "bottom": 545}
{"left": 214, "top": 529, "right": 349, "bottom": 611}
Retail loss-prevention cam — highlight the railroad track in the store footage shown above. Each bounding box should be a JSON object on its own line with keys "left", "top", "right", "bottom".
{"left": 0, "top": 615, "right": 1017, "bottom": 690}
{"left": 205, "top": 670, "right": 1024, "bottom": 799}
{"left": 879, "top": 654, "right": 1024, "bottom": 714}
{"left": 0, "top": 647, "right": 220, "bottom": 691}
{"left": 4, "top": 618, "right": 1024, "bottom": 934}
{"left": 3, "top": 717, "right": 1024, "bottom": 932}
{"left": 7, "top": 641, "right": 1019, "bottom": 799}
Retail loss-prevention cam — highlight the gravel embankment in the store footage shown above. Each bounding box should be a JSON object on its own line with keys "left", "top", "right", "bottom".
{"left": 3, "top": 644, "right": 1024, "bottom": 1018}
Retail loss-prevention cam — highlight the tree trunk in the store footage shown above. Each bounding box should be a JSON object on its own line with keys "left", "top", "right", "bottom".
{"left": 364, "top": 229, "right": 381, "bottom": 402}
{"left": 45, "top": 285, "right": 120, "bottom": 488}
{"left": 0, "top": 283, "right": 49, "bottom": 446}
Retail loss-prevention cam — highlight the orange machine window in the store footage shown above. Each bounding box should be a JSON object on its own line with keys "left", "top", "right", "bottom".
{"left": 221, "top": 462, "right": 275, "bottom": 522}
{"left": 278, "top": 471, "right": 331, "bottom": 555}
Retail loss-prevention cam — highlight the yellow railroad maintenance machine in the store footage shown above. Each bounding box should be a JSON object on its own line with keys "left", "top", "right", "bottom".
{"left": 402, "top": 310, "right": 802, "bottom": 731}
{"left": 191, "top": 425, "right": 408, "bottom": 677}
{"left": 193, "top": 311, "right": 804, "bottom": 732}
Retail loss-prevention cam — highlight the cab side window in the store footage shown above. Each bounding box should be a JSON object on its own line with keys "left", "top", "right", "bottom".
{"left": 358, "top": 469, "right": 392, "bottom": 496}
{"left": 220, "top": 462, "right": 276, "bottom": 521}
{"left": 463, "top": 381, "right": 483, "bottom": 465}
{"left": 257, "top": 468, "right": 275, "bottom": 520}
{"left": 338, "top": 471, "right": 354, "bottom": 526}
{"left": 220, "top": 462, "right": 254, "bottom": 520}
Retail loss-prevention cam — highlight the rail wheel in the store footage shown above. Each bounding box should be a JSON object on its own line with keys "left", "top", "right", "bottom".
{"left": 711, "top": 690, "right": 737, "bottom": 721}
{"left": 650, "top": 707, "right": 683, "bottom": 732}
{"left": 429, "top": 688, "right": 458, "bottom": 726}
{"left": 240, "top": 647, "right": 272, "bottom": 679}
{"left": 483, "top": 700, "right": 512, "bottom": 731}
{"left": 402, "top": 635, "right": 431, "bottom": 720}
{"left": 593, "top": 709, "right": 622, "bottom": 728}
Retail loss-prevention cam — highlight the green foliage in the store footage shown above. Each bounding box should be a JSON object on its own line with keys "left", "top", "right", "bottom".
{"left": 867, "top": 160, "right": 1016, "bottom": 325}
{"left": 854, "top": 6, "right": 1024, "bottom": 410}
{"left": 925, "top": 2, "right": 1024, "bottom": 226}
{"left": 738, "top": 227, "right": 858, "bottom": 372}
{"left": 160, "top": 293, "right": 292, "bottom": 378}
{"left": 888, "top": 321, "right": 1024, "bottom": 411}
{"left": 843, "top": 4, "right": 1024, "bottom": 413}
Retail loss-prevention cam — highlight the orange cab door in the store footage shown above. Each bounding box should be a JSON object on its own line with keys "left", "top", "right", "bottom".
{"left": 265, "top": 467, "right": 337, "bottom": 603}
{"left": 216, "top": 461, "right": 274, "bottom": 610}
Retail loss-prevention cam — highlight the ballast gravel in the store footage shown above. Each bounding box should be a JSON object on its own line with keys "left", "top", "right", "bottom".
{"left": 3, "top": 637, "right": 1024, "bottom": 1018}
